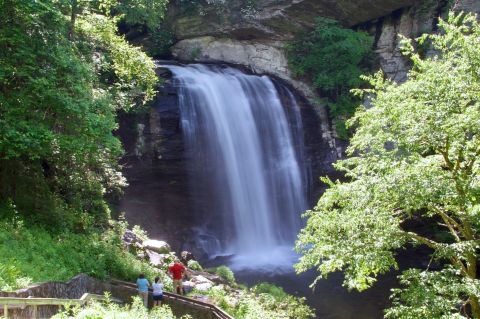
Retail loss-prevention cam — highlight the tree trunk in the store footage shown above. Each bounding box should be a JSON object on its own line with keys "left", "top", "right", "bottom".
{"left": 467, "top": 255, "right": 479, "bottom": 318}
{"left": 69, "top": 0, "right": 77, "bottom": 40}
{"left": 470, "top": 296, "right": 480, "bottom": 319}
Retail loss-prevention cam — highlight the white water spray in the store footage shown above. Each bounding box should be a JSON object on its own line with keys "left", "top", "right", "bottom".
{"left": 167, "top": 64, "right": 308, "bottom": 270}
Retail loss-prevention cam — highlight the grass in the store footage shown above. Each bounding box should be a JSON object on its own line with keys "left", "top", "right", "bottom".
{"left": 0, "top": 221, "right": 171, "bottom": 291}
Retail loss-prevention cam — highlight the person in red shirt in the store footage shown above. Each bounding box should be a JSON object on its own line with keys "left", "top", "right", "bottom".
{"left": 168, "top": 259, "right": 186, "bottom": 295}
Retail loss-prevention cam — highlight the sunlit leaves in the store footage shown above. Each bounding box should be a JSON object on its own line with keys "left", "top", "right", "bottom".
{"left": 0, "top": 0, "right": 158, "bottom": 229}
{"left": 296, "top": 12, "right": 480, "bottom": 318}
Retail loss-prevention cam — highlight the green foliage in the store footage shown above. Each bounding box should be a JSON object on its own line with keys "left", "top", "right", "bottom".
{"left": 132, "top": 224, "right": 149, "bottom": 242}
{"left": 187, "top": 259, "right": 203, "bottom": 271}
{"left": 385, "top": 267, "right": 475, "bottom": 319}
{"left": 252, "top": 282, "right": 287, "bottom": 301}
{"left": 77, "top": 13, "right": 158, "bottom": 105}
{"left": 208, "top": 265, "right": 235, "bottom": 285}
{"left": 0, "top": 221, "right": 168, "bottom": 291}
{"left": 149, "top": 26, "right": 176, "bottom": 57}
{"left": 116, "top": 0, "right": 168, "bottom": 31}
{"left": 0, "top": 263, "right": 31, "bottom": 292}
{"left": 195, "top": 284, "right": 314, "bottom": 319}
{"left": 0, "top": 0, "right": 158, "bottom": 230}
{"left": 296, "top": 12, "right": 480, "bottom": 318}
{"left": 52, "top": 297, "right": 184, "bottom": 319}
{"left": 287, "top": 17, "right": 373, "bottom": 139}
{"left": 179, "top": 0, "right": 199, "bottom": 14}
{"left": 190, "top": 47, "right": 202, "bottom": 60}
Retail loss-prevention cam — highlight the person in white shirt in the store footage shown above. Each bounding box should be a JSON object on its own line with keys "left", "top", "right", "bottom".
{"left": 152, "top": 276, "right": 164, "bottom": 307}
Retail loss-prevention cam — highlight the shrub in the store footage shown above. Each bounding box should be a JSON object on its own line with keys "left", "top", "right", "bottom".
{"left": 0, "top": 263, "right": 31, "bottom": 291}
{"left": 198, "top": 285, "right": 315, "bottom": 319}
{"left": 208, "top": 265, "right": 235, "bottom": 285}
{"left": 187, "top": 260, "right": 203, "bottom": 271}
{"left": 190, "top": 47, "right": 202, "bottom": 60}
{"left": 252, "top": 282, "right": 287, "bottom": 301}
{"left": 132, "top": 224, "right": 149, "bottom": 242}
{"left": 149, "top": 27, "right": 175, "bottom": 57}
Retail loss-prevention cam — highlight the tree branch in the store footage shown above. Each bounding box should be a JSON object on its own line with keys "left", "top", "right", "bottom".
{"left": 406, "top": 232, "right": 439, "bottom": 249}
{"left": 439, "top": 137, "right": 454, "bottom": 170}
{"left": 431, "top": 205, "right": 466, "bottom": 240}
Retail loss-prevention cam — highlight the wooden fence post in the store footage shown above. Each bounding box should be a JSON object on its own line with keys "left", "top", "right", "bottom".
{"left": 33, "top": 304, "right": 38, "bottom": 318}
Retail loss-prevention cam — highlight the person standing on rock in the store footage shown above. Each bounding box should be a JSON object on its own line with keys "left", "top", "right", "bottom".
{"left": 136, "top": 273, "right": 150, "bottom": 307}
{"left": 152, "top": 276, "right": 164, "bottom": 307}
{"left": 168, "top": 259, "right": 186, "bottom": 295}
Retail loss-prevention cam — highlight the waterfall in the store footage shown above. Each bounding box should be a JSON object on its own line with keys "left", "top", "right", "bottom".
{"left": 167, "top": 64, "right": 308, "bottom": 270}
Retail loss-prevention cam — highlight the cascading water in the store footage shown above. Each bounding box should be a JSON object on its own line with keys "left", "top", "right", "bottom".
{"left": 167, "top": 64, "right": 308, "bottom": 270}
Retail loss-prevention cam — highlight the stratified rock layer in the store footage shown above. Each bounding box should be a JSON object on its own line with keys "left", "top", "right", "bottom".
{"left": 168, "top": 0, "right": 417, "bottom": 41}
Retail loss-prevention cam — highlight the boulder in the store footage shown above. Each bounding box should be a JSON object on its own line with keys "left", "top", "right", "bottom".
{"left": 180, "top": 250, "right": 195, "bottom": 264}
{"left": 143, "top": 239, "right": 171, "bottom": 254}
{"left": 122, "top": 229, "right": 141, "bottom": 246}
{"left": 145, "top": 249, "right": 163, "bottom": 267}
{"left": 191, "top": 275, "right": 213, "bottom": 285}
{"left": 195, "top": 282, "right": 213, "bottom": 291}
{"left": 182, "top": 280, "right": 195, "bottom": 294}
{"left": 185, "top": 269, "right": 228, "bottom": 285}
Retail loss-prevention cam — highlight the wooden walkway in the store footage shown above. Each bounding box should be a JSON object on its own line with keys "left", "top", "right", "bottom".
{"left": 0, "top": 279, "right": 234, "bottom": 319}
{"left": 110, "top": 279, "right": 233, "bottom": 319}
{"left": 0, "top": 293, "right": 118, "bottom": 318}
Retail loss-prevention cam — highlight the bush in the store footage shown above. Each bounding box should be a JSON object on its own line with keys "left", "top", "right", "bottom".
{"left": 187, "top": 260, "right": 203, "bottom": 271}
{"left": 252, "top": 282, "right": 287, "bottom": 301}
{"left": 207, "top": 265, "right": 235, "bottom": 285}
{"left": 196, "top": 285, "right": 314, "bottom": 319}
{"left": 149, "top": 26, "right": 175, "bottom": 57}
{"left": 0, "top": 263, "right": 31, "bottom": 291}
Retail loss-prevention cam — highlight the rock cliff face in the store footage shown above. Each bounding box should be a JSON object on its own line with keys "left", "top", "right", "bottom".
{"left": 167, "top": 0, "right": 417, "bottom": 41}
{"left": 167, "top": 1, "right": 458, "bottom": 86}
{"left": 165, "top": 1, "right": 446, "bottom": 152}
{"left": 166, "top": 0, "right": 478, "bottom": 150}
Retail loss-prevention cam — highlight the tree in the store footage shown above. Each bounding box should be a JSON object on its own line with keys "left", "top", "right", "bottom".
{"left": 287, "top": 18, "right": 373, "bottom": 139}
{"left": 117, "top": 0, "right": 169, "bottom": 31}
{"left": 295, "top": 12, "right": 480, "bottom": 318}
{"left": 0, "top": 0, "right": 161, "bottom": 230}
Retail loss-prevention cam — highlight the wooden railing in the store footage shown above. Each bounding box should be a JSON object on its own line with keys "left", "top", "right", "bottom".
{"left": 0, "top": 280, "right": 234, "bottom": 319}
{"left": 0, "top": 293, "right": 119, "bottom": 319}
{"left": 110, "top": 279, "right": 234, "bottom": 319}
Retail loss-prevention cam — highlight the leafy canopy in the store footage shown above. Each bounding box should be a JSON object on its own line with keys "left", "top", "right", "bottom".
{"left": 296, "top": 12, "right": 480, "bottom": 318}
{"left": 0, "top": 0, "right": 162, "bottom": 230}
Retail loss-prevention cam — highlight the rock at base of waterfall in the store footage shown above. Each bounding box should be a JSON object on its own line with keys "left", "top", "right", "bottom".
{"left": 143, "top": 239, "right": 171, "bottom": 254}
{"left": 195, "top": 282, "right": 213, "bottom": 291}
{"left": 191, "top": 275, "right": 213, "bottom": 284}
{"left": 185, "top": 269, "right": 228, "bottom": 285}
{"left": 145, "top": 249, "right": 163, "bottom": 267}
{"left": 122, "top": 229, "right": 141, "bottom": 246}
{"left": 182, "top": 280, "right": 196, "bottom": 294}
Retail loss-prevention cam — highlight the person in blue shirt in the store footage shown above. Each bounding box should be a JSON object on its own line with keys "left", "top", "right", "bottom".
{"left": 136, "top": 273, "right": 150, "bottom": 307}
